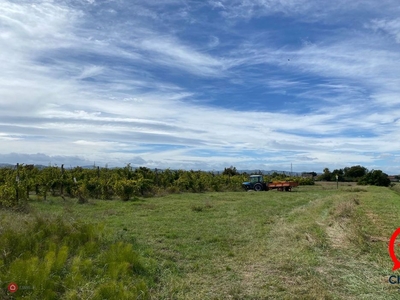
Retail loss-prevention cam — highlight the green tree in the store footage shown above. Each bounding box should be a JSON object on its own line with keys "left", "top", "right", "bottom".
{"left": 222, "top": 166, "right": 239, "bottom": 176}
{"left": 331, "top": 169, "right": 344, "bottom": 181}
{"left": 321, "top": 168, "right": 331, "bottom": 181}
{"left": 344, "top": 165, "right": 367, "bottom": 180}
{"left": 358, "top": 170, "right": 391, "bottom": 187}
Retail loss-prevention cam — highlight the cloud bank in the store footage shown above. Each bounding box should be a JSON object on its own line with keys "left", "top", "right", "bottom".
{"left": 1, "top": 0, "right": 400, "bottom": 173}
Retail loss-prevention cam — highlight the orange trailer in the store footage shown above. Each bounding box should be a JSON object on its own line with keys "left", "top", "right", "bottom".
{"left": 267, "top": 181, "right": 299, "bottom": 191}
{"left": 242, "top": 175, "right": 299, "bottom": 191}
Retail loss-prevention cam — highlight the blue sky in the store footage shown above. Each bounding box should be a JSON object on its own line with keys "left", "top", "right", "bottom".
{"left": 1, "top": 0, "right": 400, "bottom": 173}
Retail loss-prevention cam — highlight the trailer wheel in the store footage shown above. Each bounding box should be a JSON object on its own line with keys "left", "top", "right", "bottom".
{"left": 254, "top": 183, "right": 263, "bottom": 191}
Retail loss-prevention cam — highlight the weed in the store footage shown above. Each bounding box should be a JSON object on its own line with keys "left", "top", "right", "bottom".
{"left": 191, "top": 205, "right": 203, "bottom": 212}
{"left": 191, "top": 200, "right": 213, "bottom": 212}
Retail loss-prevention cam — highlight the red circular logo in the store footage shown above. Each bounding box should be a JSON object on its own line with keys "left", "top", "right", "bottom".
{"left": 389, "top": 228, "right": 400, "bottom": 271}
{"left": 7, "top": 282, "right": 18, "bottom": 293}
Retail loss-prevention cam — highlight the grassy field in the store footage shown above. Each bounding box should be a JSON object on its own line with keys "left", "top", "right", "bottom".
{"left": 2, "top": 182, "right": 400, "bottom": 299}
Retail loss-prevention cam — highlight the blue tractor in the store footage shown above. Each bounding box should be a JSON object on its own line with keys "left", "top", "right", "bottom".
{"left": 242, "top": 175, "right": 299, "bottom": 192}
{"left": 242, "top": 175, "right": 267, "bottom": 191}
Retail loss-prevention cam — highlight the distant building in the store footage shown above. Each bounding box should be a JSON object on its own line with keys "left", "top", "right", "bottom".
{"left": 388, "top": 176, "right": 399, "bottom": 182}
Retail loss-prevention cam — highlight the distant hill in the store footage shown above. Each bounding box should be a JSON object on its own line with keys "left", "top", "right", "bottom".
{"left": 0, "top": 163, "right": 13, "bottom": 168}
{"left": 238, "top": 170, "right": 303, "bottom": 176}
{"left": 0, "top": 163, "right": 47, "bottom": 169}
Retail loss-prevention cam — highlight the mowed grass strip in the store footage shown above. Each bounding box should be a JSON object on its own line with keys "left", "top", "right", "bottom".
{"left": 2, "top": 183, "right": 400, "bottom": 299}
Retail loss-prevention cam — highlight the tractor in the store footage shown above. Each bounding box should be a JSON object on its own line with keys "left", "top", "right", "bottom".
{"left": 242, "top": 175, "right": 299, "bottom": 192}
{"left": 242, "top": 175, "right": 267, "bottom": 191}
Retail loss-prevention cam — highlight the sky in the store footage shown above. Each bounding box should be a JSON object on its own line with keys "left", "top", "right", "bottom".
{"left": 1, "top": 0, "right": 400, "bottom": 173}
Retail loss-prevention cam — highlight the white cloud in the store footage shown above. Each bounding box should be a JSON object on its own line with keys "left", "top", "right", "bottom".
{"left": 77, "top": 65, "right": 104, "bottom": 80}
{"left": 1, "top": 0, "right": 400, "bottom": 172}
{"left": 138, "top": 37, "right": 224, "bottom": 76}
{"left": 209, "top": 1, "right": 226, "bottom": 10}
{"left": 0, "top": 133, "right": 21, "bottom": 141}
{"left": 208, "top": 36, "right": 220, "bottom": 48}
{"left": 368, "top": 18, "right": 400, "bottom": 43}
{"left": 213, "top": 0, "right": 400, "bottom": 22}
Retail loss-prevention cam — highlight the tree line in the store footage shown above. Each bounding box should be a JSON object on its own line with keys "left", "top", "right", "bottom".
{"left": 317, "top": 165, "right": 392, "bottom": 187}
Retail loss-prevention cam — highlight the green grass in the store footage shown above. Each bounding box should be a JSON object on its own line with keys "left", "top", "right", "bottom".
{"left": 2, "top": 184, "right": 400, "bottom": 299}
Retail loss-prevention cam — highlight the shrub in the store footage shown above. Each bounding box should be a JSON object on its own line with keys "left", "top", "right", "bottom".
{"left": 358, "top": 170, "right": 391, "bottom": 187}
{"left": 0, "top": 184, "right": 16, "bottom": 207}
{"left": 0, "top": 183, "right": 29, "bottom": 207}
{"left": 114, "top": 179, "right": 139, "bottom": 201}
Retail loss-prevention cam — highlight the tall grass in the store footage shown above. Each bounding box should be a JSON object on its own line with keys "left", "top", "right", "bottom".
{"left": 0, "top": 214, "right": 153, "bottom": 299}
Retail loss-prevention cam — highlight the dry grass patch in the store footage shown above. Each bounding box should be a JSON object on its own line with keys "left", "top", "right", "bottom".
{"left": 326, "top": 222, "right": 351, "bottom": 249}
{"left": 365, "top": 211, "right": 381, "bottom": 226}
{"left": 333, "top": 200, "right": 355, "bottom": 219}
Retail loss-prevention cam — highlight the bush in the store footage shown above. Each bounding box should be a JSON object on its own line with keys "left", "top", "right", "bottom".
{"left": 358, "top": 170, "right": 391, "bottom": 187}
{"left": 114, "top": 179, "right": 139, "bottom": 201}
{"left": 296, "top": 177, "right": 315, "bottom": 186}
{"left": 0, "top": 184, "right": 16, "bottom": 207}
